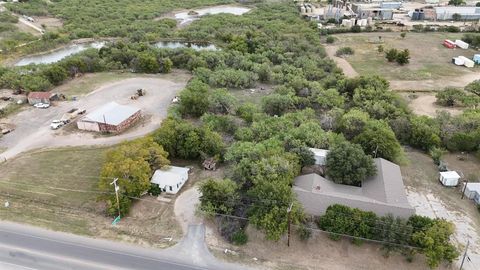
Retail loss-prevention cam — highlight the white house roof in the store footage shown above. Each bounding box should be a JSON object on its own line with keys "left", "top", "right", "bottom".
{"left": 434, "top": 6, "right": 480, "bottom": 15}
{"left": 82, "top": 102, "right": 140, "bottom": 126}
{"left": 151, "top": 166, "right": 189, "bottom": 186}
{"left": 309, "top": 148, "right": 329, "bottom": 156}
{"left": 440, "top": 171, "right": 461, "bottom": 179}
{"left": 466, "top": 182, "right": 480, "bottom": 192}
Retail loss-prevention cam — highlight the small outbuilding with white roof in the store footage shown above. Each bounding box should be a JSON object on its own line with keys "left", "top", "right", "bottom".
{"left": 77, "top": 101, "right": 141, "bottom": 133}
{"left": 439, "top": 171, "right": 461, "bottom": 187}
{"left": 309, "top": 148, "right": 329, "bottom": 166}
{"left": 463, "top": 182, "right": 480, "bottom": 205}
{"left": 151, "top": 166, "right": 190, "bottom": 194}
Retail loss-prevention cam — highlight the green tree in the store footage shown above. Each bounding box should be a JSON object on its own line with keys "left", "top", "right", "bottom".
{"left": 136, "top": 52, "right": 159, "bottom": 73}
{"left": 178, "top": 79, "right": 211, "bottom": 117}
{"left": 409, "top": 116, "right": 441, "bottom": 150}
{"left": 338, "top": 109, "right": 371, "bottom": 140}
{"left": 326, "top": 141, "right": 376, "bottom": 186}
{"left": 312, "top": 88, "right": 345, "bottom": 110}
{"left": 209, "top": 88, "right": 238, "bottom": 114}
{"left": 354, "top": 120, "right": 404, "bottom": 163}
{"left": 199, "top": 178, "right": 239, "bottom": 215}
{"left": 449, "top": 0, "right": 465, "bottom": 6}
{"left": 385, "top": 48, "right": 398, "bottom": 62}
{"left": 236, "top": 102, "right": 261, "bottom": 123}
{"left": 262, "top": 93, "right": 295, "bottom": 116}
{"left": 436, "top": 88, "right": 466, "bottom": 107}
{"left": 326, "top": 36, "right": 335, "bottom": 44}
{"left": 411, "top": 219, "right": 459, "bottom": 268}
{"left": 395, "top": 49, "right": 410, "bottom": 65}
{"left": 465, "top": 80, "right": 480, "bottom": 96}
{"left": 42, "top": 65, "right": 68, "bottom": 85}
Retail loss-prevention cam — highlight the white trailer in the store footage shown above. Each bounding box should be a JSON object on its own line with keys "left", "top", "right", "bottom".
{"left": 439, "top": 171, "right": 460, "bottom": 187}
{"left": 452, "top": 57, "right": 464, "bottom": 66}
{"left": 459, "top": 56, "right": 474, "bottom": 68}
{"left": 455, "top": 40, "right": 469, "bottom": 49}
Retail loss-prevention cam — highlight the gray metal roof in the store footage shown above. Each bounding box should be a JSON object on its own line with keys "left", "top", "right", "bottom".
{"left": 82, "top": 102, "right": 140, "bottom": 126}
{"left": 294, "top": 158, "right": 414, "bottom": 218}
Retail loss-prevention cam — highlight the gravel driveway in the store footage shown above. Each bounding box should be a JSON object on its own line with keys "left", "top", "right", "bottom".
{"left": 0, "top": 76, "right": 187, "bottom": 160}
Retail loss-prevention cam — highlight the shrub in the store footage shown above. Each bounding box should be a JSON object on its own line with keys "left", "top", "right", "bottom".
{"left": 231, "top": 230, "right": 248, "bottom": 245}
{"left": 297, "top": 224, "right": 312, "bottom": 241}
{"left": 351, "top": 25, "right": 361, "bottom": 33}
{"left": 400, "top": 32, "right": 406, "bottom": 39}
{"left": 335, "top": 47, "right": 354, "bottom": 57}
{"left": 148, "top": 183, "right": 162, "bottom": 196}
{"left": 385, "top": 48, "right": 398, "bottom": 62}
{"left": 435, "top": 88, "right": 466, "bottom": 107}
{"left": 326, "top": 36, "right": 335, "bottom": 44}
{"left": 377, "top": 45, "right": 384, "bottom": 52}
{"left": 395, "top": 49, "right": 410, "bottom": 65}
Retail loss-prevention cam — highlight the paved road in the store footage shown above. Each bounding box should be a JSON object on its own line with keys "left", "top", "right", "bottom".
{"left": 0, "top": 222, "right": 248, "bottom": 270}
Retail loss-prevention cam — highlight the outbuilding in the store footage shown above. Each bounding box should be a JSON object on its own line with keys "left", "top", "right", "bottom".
{"left": 27, "top": 92, "right": 54, "bottom": 105}
{"left": 150, "top": 166, "right": 190, "bottom": 194}
{"left": 473, "top": 54, "right": 480, "bottom": 64}
{"left": 452, "top": 57, "right": 465, "bottom": 66}
{"left": 455, "top": 40, "right": 469, "bottom": 49}
{"left": 439, "top": 171, "right": 461, "bottom": 187}
{"left": 459, "top": 56, "right": 475, "bottom": 68}
{"left": 77, "top": 102, "right": 141, "bottom": 133}
{"left": 309, "top": 148, "right": 329, "bottom": 166}
{"left": 463, "top": 182, "right": 480, "bottom": 205}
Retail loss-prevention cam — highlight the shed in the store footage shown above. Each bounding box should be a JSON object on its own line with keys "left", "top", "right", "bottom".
{"left": 463, "top": 182, "right": 480, "bottom": 205}
{"left": 439, "top": 171, "right": 460, "bottom": 186}
{"left": 459, "top": 56, "right": 475, "bottom": 68}
{"left": 443, "top": 39, "right": 456, "bottom": 49}
{"left": 150, "top": 166, "right": 190, "bottom": 194}
{"left": 27, "top": 92, "right": 54, "bottom": 105}
{"left": 77, "top": 102, "right": 141, "bottom": 133}
{"left": 455, "top": 40, "right": 469, "bottom": 49}
{"left": 452, "top": 57, "right": 465, "bottom": 66}
{"left": 309, "top": 148, "right": 329, "bottom": 166}
{"left": 473, "top": 54, "right": 480, "bottom": 64}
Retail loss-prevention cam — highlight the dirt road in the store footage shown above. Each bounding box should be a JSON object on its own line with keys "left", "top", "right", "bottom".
{"left": 0, "top": 76, "right": 188, "bottom": 160}
{"left": 325, "top": 45, "right": 358, "bottom": 78}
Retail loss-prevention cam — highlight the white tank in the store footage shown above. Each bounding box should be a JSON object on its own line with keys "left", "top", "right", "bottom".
{"left": 300, "top": 6, "right": 306, "bottom": 13}
{"left": 367, "top": 17, "right": 373, "bottom": 26}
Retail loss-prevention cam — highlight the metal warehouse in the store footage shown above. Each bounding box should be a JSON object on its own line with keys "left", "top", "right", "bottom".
{"left": 77, "top": 101, "right": 141, "bottom": 133}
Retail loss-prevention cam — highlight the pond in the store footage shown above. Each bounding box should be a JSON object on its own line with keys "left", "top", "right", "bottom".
{"left": 175, "top": 6, "right": 251, "bottom": 25}
{"left": 15, "top": 42, "right": 106, "bottom": 66}
{"left": 154, "top": 41, "right": 217, "bottom": 51}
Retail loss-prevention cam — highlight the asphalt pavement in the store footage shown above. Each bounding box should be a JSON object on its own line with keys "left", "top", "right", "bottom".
{"left": 0, "top": 222, "right": 248, "bottom": 270}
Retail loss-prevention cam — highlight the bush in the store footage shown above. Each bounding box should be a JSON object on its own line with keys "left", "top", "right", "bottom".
{"left": 436, "top": 88, "right": 466, "bottom": 107}
{"left": 231, "top": 230, "right": 248, "bottom": 245}
{"left": 297, "top": 224, "right": 312, "bottom": 241}
{"left": 148, "top": 183, "right": 162, "bottom": 196}
{"left": 429, "top": 147, "right": 445, "bottom": 165}
{"left": 395, "top": 49, "right": 410, "bottom": 65}
{"left": 377, "top": 45, "right": 384, "bottom": 52}
{"left": 326, "top": 36, "right": 335, "bottom": 44}
{"left": 385, "top": 48, "right": 398, "bottom": 62}
{"left": 351, "top": 25, "right": 361, "bottom": 33}
{"left": 335, "top": 47, "right": 354, "bottom": 57}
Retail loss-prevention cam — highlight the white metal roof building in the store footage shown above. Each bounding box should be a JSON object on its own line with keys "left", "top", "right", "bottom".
{"left": 464, "top": 182, "right": 480, "bottom": 205}
{"left": 434, "top": 6, "right": 480, "bottom": 20}
{"left": 77, "top": 102, "right": 141, "bottom": 133}
{"left": 151, "top": 166, "right": 190, "bottom": 194}
{"left": 439, "top": 171, "right": 461, "bottom": 187}
{"left": 294, "top": 158, "right": 415, "bottom": 218}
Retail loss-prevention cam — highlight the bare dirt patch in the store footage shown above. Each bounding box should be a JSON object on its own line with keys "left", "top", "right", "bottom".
{"left": 324, "top": 45, "right": 358, "bottom": 78}
{"left": 402, "top": 93, "right": 463, "bottom": 117}
{"left": 35, "top": 16, "right": 63, "bottom": 31}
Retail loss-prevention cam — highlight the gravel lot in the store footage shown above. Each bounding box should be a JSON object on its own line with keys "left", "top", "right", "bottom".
{"left": 0, "top": 75, "right": 188, "bottom": 160}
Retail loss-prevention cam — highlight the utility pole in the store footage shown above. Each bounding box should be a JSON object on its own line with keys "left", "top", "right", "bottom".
{"left": 461, "top": 178, "right": 468, "bottom": 200}
{"left": 373, "top": 144, "right": 379, "bottom": 158}
{"left": 287, "top": 202, "right": 293, "bottom": 247}
{"left": 110, "top": 178, "right": 121, "bottom": 218}
{"left": 459, "top": 240, "right": 470, "bottom": 270}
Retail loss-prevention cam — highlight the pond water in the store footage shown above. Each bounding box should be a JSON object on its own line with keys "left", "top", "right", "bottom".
{"left": 175, "top": 6, "right": 251, "bottom": 25}
{"left": 154, "top": 41, "right": 217, "bottom": 51}
{"left": 15, "top": 42, "right": 106, "bottom": 66}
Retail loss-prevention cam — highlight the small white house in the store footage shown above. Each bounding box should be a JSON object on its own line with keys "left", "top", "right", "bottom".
{"left": 455, "top": 40, "right": 469, "bottom": 49}
{"left": 453, "top": 57, "right": 465, "bottom": 66}
{"left": 463, "top": 183, "right": 480, "bottom": 205}
{"left": 309, "top": 148, "right": 329, "bottom": 166}
{"left": 151, "top": 166, "right": 190, "bottom": 194}
{"left": 439, "top": 171, "right": 461, "bottom": 186}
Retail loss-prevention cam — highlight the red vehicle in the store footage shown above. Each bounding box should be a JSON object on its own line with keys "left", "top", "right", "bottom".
{"left": 443, "top": 39, "right": 456, "bottom": 49}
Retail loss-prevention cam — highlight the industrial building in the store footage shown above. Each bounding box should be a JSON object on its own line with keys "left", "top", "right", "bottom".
{"left": 76, "top": 101, "right": 141, "bottom": 133}
{"left": 352, "top": 3, "right": 394, "bottom": 20}
{"left": 27, "top": 92, "right": 55, "bottom": 105}
{"left": 434, "top": 6, "right": 480, "bottom": 21}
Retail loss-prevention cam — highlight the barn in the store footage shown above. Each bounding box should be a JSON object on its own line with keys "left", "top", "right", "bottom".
{"left": 77, "top": 102, "right": 141, "bottom": 133}
{"left": 27, "top": 92, "right": 55, "bottom": 105}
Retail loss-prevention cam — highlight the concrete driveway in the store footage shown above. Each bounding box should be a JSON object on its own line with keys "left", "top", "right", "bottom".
{"left": 0, "top": 77, "right": 187, "bottom": 160}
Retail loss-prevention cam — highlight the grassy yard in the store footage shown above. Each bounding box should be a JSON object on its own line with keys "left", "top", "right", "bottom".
{"left": 0, "top": 147, "right": 182, "bottom": 247}
{"left": 332, "top": 32, "right": 477, "bottom": 81}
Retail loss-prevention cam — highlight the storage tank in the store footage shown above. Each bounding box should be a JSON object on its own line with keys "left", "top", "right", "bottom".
{"left": 300, "top": 6, "right": 306, "bottom": 13}
{"left": 418, "top": 11, "right": 425, "bottom": 20}
{"left": 367, "top": 17, "right": 373, "bottom": 26}
{"left": 305, "top": 6, "right": 311, "bottom": 13}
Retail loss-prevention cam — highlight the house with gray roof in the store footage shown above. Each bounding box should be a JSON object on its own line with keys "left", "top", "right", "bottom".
{"left": 77, "top": 102, "right": 141, "bottom": 133}
{"left": 294, "top": 158, "right": 415, "bottom": 218}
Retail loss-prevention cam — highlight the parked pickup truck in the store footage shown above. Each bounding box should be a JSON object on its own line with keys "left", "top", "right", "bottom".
{"left": 50, "top": 120, "right": 64, "bottom": 130}
{"left": 60, "top": 108, "right": 86, "bottom": 123}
